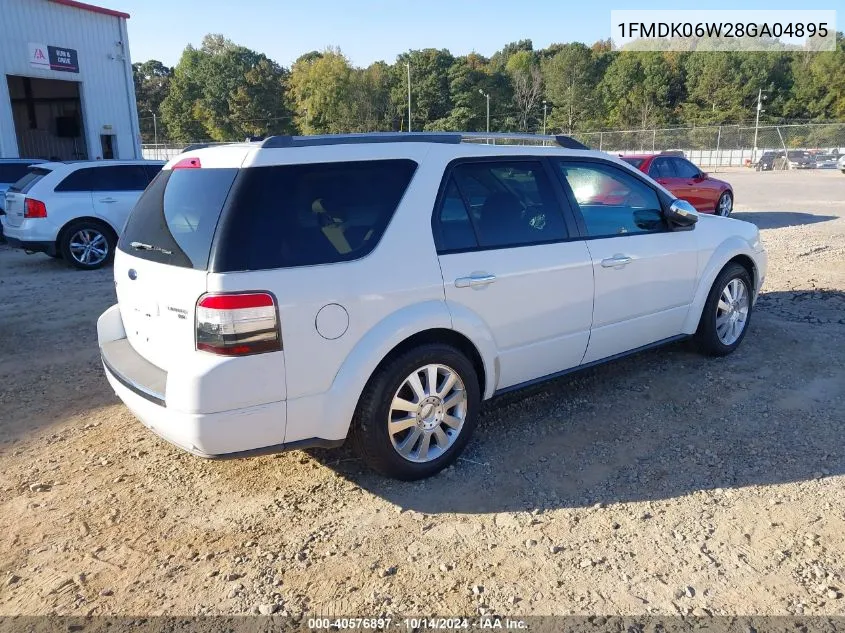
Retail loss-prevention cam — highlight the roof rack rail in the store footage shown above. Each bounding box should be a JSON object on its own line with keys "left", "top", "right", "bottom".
{"left": 259, "top": 131, "right": 591, "bottom": 150}
{"left": 261, "top": 132, "right": 462, "bottom": 148}
{"left": 461, "top": 132, "right": 590, "bottom": 150}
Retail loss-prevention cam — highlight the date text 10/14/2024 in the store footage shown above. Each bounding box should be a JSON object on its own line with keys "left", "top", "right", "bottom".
{"left": 306, "top": 617, "right": 529, "bottom": 630}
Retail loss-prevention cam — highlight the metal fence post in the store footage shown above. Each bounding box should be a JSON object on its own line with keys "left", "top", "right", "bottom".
{"left": 715, "top": 126, "right": 722, "bottom": 171}
{"left": 599, "top": 132, "right": 603, "bottom": 151}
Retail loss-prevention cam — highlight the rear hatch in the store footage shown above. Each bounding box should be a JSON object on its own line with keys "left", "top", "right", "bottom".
{"left": 3, "top": 167, "right": 52, "bottom": 227}
{"left": 115, "top": 164, "right": 239, "bottom": 371}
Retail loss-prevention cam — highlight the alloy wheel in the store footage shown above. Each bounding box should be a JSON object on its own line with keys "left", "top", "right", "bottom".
{"left": 388, "top": 364, "right": 467, "bottom": 463}
{"left": 718, "top": 193, "right": 733, "bottom": 217}
{"left": 716, "top": 278, "right": 749, "bottom": 345}
{"left": 68, "top": 229, "right": 108, "bottom": 266}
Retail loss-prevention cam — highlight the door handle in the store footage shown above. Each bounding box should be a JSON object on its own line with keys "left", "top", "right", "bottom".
{"left": 455, "top": 274, "right": 497, "bottom": 288}
{"left": 99, "top": 197, "right": 117, "bottom": 203}
{"left": 600, "top": 255, "right": 632, "bottom": 268}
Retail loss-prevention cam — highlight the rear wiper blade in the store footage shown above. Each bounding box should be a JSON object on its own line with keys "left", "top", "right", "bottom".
{"left": 130, "top": 241, "right": 172, "bottom": 255}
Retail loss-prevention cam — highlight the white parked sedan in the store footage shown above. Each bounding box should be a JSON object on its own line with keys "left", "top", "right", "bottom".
{"left": 97, "top": 133, "right": 767, "bottom": 480}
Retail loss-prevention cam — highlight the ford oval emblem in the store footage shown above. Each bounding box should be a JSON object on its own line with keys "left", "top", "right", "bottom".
{"left": 128, "top": 269, "right": 138, "bottom": 280}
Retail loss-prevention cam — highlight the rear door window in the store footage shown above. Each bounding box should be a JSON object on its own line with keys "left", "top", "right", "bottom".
{"left": 8, "top": 167, "right": 52, "bottom": 193}
{"left": 119, "top": 168, "right": 238, "bottom": 269}
{"left": 90, "top": 165, "right": 152, "bottom": 191}
{"left": 212, "top": 160, "right": 417, "bottom": 271}
{"left": 648, "top": 158, "right": 676, "bottom": 179}
{"left": 436, "top": 161, "right": 568, "bottom": 250}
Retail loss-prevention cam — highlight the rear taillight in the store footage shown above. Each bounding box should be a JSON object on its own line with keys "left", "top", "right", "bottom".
{"left": 196, "top": 292, "right": 281, "bottom": 356}
{"left": 24, "top": 198, "right": 47, "bottom": 218}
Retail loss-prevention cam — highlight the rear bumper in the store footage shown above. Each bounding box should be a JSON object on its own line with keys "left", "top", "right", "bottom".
{"left": 98, "top": 304, "right": 341, "bottom": 458}
{"left": 103, "top": 363, "right": 299, "bottom": 457}
{"left": 2, "top": 235, "right": 57, "bottom": 256}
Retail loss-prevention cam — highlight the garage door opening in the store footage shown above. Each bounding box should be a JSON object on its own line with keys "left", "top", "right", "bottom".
{"left": 6, "top": 75, "right": 87, "bottom": 161}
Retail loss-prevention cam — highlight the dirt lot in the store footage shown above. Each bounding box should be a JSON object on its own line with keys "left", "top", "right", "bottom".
{"left": 0, "top": 168, "right": 844, "bottom": 618}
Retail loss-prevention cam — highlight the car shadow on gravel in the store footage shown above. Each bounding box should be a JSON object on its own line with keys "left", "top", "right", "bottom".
{"left": 732, "top": 211, "right": 838, "bottom": 229}
{"left": 319, "top": 298, "right": 845, "bottom": 514}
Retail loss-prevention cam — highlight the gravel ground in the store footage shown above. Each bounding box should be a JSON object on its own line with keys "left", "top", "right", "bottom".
{"left": 0, "top": 168, "right": 843, "bottom": 618}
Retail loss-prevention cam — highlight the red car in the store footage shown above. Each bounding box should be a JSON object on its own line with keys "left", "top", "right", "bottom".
{"left": 621, "top": 153, "right": 734, "bottom": 216}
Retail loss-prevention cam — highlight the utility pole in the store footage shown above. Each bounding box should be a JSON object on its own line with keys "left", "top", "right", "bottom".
{"left": 542, "top": 101, "right": 548, "bottom": 135}
{"left": 753, "top": 88, "right": 766, "bottom": 163}
{"left": 406, "top": 62, "right": 412, "bottom": 133}
{"left": 478, "top": 89, "right": 490, "bottom": 134}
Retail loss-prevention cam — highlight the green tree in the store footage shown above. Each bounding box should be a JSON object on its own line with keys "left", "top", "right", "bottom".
{"left": 785, "top": 33, "right": 845, "bottom": 120}
{"left": 160, "top": 34, "right": 292, "bottom": 142}
{"left": 601, "top": 52, "right": 672, "bottom": 129}
{"left": 392, "top": 49, "right": 455, "bottom": 131}
{"left": 159, "top": 46, "right": 207, "bottom": 141}
{"left": 542, "top": 43, "right": 599, "bottom": 133}
{"left": 289, "top": 48, "right": 356, "bottom": 134}
{"left": 132, "top": 60, "right": 171, "bottom": 142}
{"left": 507, "top": 50, "right": 543, "bottom": 131}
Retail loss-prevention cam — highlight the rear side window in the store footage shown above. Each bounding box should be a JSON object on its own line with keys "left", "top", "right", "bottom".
{"left": 55, "top": 168, "right": 92, "bottom": 192}
{"left": 119, "top": 168, "right": 238, "bottom": 269}
{"left": 90, "top": 166, "right": 151, "bottom": 191}
{"left": 57, "top": 166, "right": 155, "bottom": 192}
{"left": 212, "top": 160, "right": 417, "bottom": 271}
{"left": 0, "top": 163, "right": 36, "bottom": 184}
{"left": 9, "top": 167, "right": 52, "bottom": 193}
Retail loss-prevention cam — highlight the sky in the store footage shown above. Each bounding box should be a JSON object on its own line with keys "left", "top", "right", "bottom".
{"left": 117, "top": 0, "right": 841, "bottom": 68}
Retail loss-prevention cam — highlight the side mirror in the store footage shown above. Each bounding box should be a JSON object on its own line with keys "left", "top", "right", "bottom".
{"left": 666, "top": 199, "right": 698, "bottom": 228}
{"left": 697, "top": 171, "right": 707, "bottom": 179}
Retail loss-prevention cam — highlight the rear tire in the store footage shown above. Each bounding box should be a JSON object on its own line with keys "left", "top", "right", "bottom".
{"left": 350, "top": 343, "right": 481, "bottom": 480}
{"left": 694, "top": 263, "right": 753, "bottom": 357}
{"left": 59, "top": 220, "right": 115, "bottom": 270}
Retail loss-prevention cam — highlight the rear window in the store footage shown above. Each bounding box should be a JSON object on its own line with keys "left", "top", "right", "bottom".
{"left": 621, "top": 157, "right": 645, "bottom": 169}
{"left": 119, "top": 168, "right": 238, "bottom": 269}
{"left": 0, "top": 163, "right": 37, "bottom": 185}
{"left": 9, "top": 167, "right": 52, "bottom": 194}
{"left": 211, "top": 160, "right": 417, "bottom": 272}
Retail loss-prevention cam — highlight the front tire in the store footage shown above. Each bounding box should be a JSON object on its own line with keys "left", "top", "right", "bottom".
{"left": 59, "top": 220, "right": 115, "bottom": 270}
{"left": 350, "top": 344, "right": 481, "bottom": 480}
{"left": 716, "top": 191, "right": 733, "bottom": 217}
{"left": 694, "top": 263, "right": 753, "bottom": 357}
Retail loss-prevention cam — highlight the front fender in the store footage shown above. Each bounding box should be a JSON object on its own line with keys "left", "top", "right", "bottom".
{"left": 681, "top": 237, "right": 760, "bottom": 334}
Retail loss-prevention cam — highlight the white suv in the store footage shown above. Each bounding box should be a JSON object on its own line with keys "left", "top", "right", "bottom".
{"left": 2, "top": 160, "right": 164, "bottom": 269}
{"left": 97, "top": 133, "right": 767, "bottom": 480}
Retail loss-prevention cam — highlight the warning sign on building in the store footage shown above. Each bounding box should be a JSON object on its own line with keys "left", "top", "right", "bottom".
{"left": 29, "top": 43, "right": 80, "bottom": 73}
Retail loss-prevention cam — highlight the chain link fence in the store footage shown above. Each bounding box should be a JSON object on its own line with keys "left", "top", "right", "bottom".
{"left": 573, "top": 123, "right": 845, "bottom": 167}
{"left": 142, "top": 123, "right": 845, "bottom": 167}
